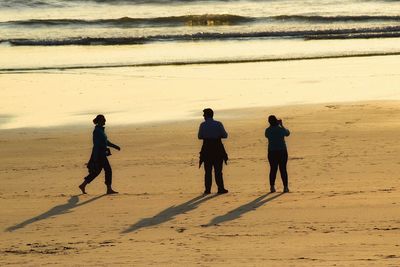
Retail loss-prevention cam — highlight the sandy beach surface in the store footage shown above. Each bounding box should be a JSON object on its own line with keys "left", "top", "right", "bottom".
{"left": 1, "top": 100, "right": 400, "bottom": 266}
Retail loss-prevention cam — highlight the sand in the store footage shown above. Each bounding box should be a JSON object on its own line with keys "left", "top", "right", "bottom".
{"left": 1, "top": 100, "right": 400, "bottom": 266}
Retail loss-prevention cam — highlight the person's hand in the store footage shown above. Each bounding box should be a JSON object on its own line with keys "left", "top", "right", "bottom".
{"left": 278, "top": 119, "right": 283, "bottom": 126}
{"left": 115, "top": 145, "right": 121, "bottom": 151}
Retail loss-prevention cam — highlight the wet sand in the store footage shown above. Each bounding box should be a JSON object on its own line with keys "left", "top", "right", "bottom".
{"left": 1, "top": 101, "right": 400, "bottom": 266}
{"left": 1, "top": 54, "right": 400, "bottom": 129}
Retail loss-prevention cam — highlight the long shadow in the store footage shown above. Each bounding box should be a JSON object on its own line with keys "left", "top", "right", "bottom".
{"left": 204, "top": 192, "right": 284, "bottom": 227}
{"left": 122, "top": 194, "right": 217, "bottom": 233}
{"left": 6, "top": 194, "right": 106, "bottom": 232}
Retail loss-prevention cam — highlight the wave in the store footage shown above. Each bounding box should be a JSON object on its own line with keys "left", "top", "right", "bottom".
{"left": 0, "top": 0, "right": 265, "bottom": 8}
{"left": 2, "top": 0, "right": 400, "bottom": 9}
{"left": 0, "top": 0, "right": 66, "bottom": 8}
{"left": 0, "top": 15, "right": 254, "bottom": 28}
{"left": 271, "top": 15, "right": 400, "bottom": 23}
{"left": 2, "top": 51, "right": 400, "bottom": 73}
{"left": 3, "top": 15, "right": 400, "bottom": 28}
{"left": 2, "top": 26, "right": 400, "bottom": 46}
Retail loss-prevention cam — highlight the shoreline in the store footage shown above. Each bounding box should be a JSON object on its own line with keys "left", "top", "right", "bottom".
{"left": 1, "top": 52, "right": 400, "bottom": 130}
{"left": 0, "top": 99, "right": 398, "bottom": 133}
{"left": 2, "top": 50, "right": 400, "bottom": 73}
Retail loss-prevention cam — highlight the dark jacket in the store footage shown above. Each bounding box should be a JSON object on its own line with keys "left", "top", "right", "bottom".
{"left": 199, "top": 139, "right": 228, "bottom": 167}
{"left": 265, "top": 125, "right": 290, "bottom": 151}
{"left": 87, "top": 126, "right": 116, "bottom": 171}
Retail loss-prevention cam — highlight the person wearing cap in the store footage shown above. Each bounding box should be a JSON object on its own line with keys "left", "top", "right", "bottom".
{"left": 79, "top": 114, "right": 121, "bottom": 195}
{"left": 198, "top": 108, "right": 229, "bottom": 195}
{"left": 265, "top": 115, "right": 290, "bottom": 193}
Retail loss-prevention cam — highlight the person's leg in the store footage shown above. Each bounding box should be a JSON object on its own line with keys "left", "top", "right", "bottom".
{"left": 204, "top": 161, "right": 213, "bottom": 194}
{"left": 104, "top": 158, "right": 118, "bottom": 194}
{"left": 79, "top": 161, "right": 103, "bottom": 194}
{"left": 278, "top": 150, "right": 289, "bottom": 192}
{"left": 268, "top": 151, "right": 279, "bottom": 192}
{"left": 104, "top": 157, "right": 112, "bottom": 186}
{"left": 214, "top": 159, "right": 227, "bottom": 193}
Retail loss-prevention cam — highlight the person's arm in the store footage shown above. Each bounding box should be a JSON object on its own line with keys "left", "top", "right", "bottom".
{"left": 93, "top": 130, "right": 102, "bottom": 149}
{"left": 219, "top": 122, "right": 228, "bottom": 139}
{"left": 107, "top": 140, "right": 121, "bottom": 150}
{"left": 92, "top": 129, "right": 105, "bottom": 160}
{"left": 283, "top": 128, "right": 290, "bottom": 136}
{"left": 198, "top": 123, "right": 204, "bottom": 140}
{"left": 279, "top": 121, "right": 290, "bottom": 136}
{"left": 265, "top": 128, "right": 269, "bottom": 139}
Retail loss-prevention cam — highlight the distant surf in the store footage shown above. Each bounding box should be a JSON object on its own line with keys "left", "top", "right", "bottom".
{"left": 2, "top": 25, "right": 400, "bottom": 46}
{"left": 3, "top": 15, "right": 400, "bottom": 28}
{"left": 1, "top": 0, "right": 400, "bottom": 70}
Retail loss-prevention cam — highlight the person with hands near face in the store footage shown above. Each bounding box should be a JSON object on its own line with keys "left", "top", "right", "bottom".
{"left": 265, "top": 115, "right": 290, "bottom": 193}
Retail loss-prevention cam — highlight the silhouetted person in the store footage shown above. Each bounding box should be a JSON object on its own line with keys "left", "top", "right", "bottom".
{"left": 79, "top": 114, "right": 121, "bottom": 195}
{"left": 198, "top": 108, "right": 229, "bottom": 195}
{"left": 265, "top": 115, "right": 290, "bottom": 193}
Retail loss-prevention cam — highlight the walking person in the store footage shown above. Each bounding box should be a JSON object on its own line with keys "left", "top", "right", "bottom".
{"left": 198, "top": 108, "right": 229, "bottom": 195}
{"left": 265, "top": 115, "right": 290, "bottom": 193}
{"left": 79, "top": 114, "right": 121, "bottom": 195}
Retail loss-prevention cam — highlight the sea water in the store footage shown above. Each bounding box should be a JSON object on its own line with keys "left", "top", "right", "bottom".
{"left": 1, "top": 0, "right": 400, "bottom": 129}
{"left": 1, "top": 0, "right": 400, "bottom": 70}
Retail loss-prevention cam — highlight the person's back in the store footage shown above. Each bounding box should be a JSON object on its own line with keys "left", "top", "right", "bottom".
{"left": 198, "top": 108, "right": 229, "bottom": 195}
{"left": 265, "top": 125, "right": 290, "bottom": 151}
{"left": 265, "top": 115, "right": 290, "bottom": 193}
{"left": 92, "top": 125, "right": 108, "bottom": 157}
{"left": 198, "top": 118, "right": 228, "bottom": 140}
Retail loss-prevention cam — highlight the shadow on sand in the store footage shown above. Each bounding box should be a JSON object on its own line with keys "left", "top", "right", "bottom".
{"left": 204, "top": 192, "right": 284, "bottom": 227}
{"left": 122, "top": 194, "right": 218, "bottom": 233}
{"left": 5, "top": 194, "right": 106, "bottom": 232}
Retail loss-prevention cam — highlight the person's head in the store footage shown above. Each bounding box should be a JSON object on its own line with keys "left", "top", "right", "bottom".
{"left": 93, "top": 114, "right": 106, "bottom": 126}
{"left": 203, "top": 108, "right": 214, "bottom": 119}
{"left": 268, "top": 115, "right": 279, "bottom": 126}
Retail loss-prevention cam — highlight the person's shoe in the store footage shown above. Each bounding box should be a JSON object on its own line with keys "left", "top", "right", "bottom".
{"left": 203, "top": 190, "right": 211, "bottom": 195}
{"left": 283, "top": 187, "right": 290, "bottom": 193}
{"left": 79, "top": 184, "right": 87, "bottom": 194}
{"left": 217, "top": 189, "right": 229, "bottom": 194}
{"left": 270, "top": 186, "right": 276, "bottom": 193}
{"left": 106, "top": 189, "right": 119, "bottom": 194}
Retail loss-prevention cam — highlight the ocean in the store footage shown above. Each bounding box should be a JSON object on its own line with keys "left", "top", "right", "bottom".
{"left": 1, "top": 0, "right": 400, "bottom": 129}
{"left": 1, "top": 0, "right": 400, "bottom": 71}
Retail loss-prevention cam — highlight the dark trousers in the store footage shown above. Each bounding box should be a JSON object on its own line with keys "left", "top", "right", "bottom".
{"left": 268, "top": 150, "right": 288, "bottom": 188}
{"left": 204, "top": 159, "right": 225, "bottom": 192}
{"left": 85, "top": 157, "right": 112, "bottom": 186}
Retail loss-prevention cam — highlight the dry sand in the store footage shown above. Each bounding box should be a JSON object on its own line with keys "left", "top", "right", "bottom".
{"left": 1, "top": 101, "right": 400, "bottom": 266}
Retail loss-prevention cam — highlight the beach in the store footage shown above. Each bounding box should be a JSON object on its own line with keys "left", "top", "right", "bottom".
{"left": 2, "top": 0, "right": 400, "bottom": 264}
{"left": 1, "top": 95, "right": 400, "bottom": 265}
